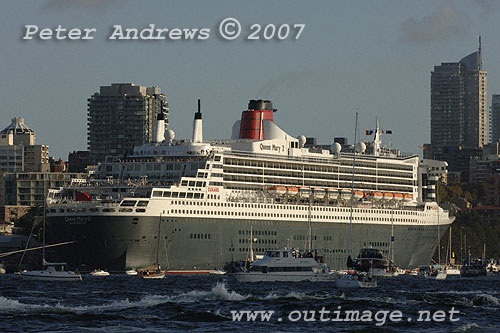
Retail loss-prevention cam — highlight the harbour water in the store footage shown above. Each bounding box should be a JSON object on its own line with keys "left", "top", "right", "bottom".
{"left": 0, "top": 274, "right": 499, "bottom": 332}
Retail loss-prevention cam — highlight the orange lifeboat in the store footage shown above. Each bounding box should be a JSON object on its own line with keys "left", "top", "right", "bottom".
{"left": 267, "top": 185, "right": 287, "bottom": 196}
{"left": 393, "top": 193, "right": 404, "bottom": 201}
{"left": 286, "top": 187, "right": 299, "bottom": 197}
{"left": 299, "top": 187, "right": 311, "bottom": 198}
{"left": 327, "top": 188, "right": 339, "bottom": 200}
{"left": 313, "top": 188, "right": 326, "bottom": 199}
{"left": 383, "top": 192, "right": 394, "bottom": 201}
{"left": 403, "top": 193, "right": 413, "bottom": 202}
{"left": 353, "top": 191, "right": 364, "bottom": 200}
{"left": 340, "top": 189, "right": 351, "bottom": 200}
{"left": 369, "top": 192, "right": 384, "bottom": 201}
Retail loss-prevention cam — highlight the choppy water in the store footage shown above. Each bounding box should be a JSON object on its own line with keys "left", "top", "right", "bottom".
{"left": 0, "top": 274, "right": 499, "bottom": 332}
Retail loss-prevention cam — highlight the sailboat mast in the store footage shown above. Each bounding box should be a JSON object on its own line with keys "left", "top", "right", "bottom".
{"left": 42, "top": 201, "right": 46, "bottom": 265}
{"left": 448, "top": 226, "right": 452, "bottom": 266}
{"left": 348, "top": 112, "right": 359, "bottom": 256}
{"left": 156, "top": 215, "right": 162, "bottom": 268}
{"left": 249, "top": 226, "right": 254, "bottom": 262}
{"left": 390, "top": 210, "right": 394, "bottom": 266}
{"left": 437, "top": 189, "right": 440, "bottom": 266}
{"left": 307, "top": 186, "right": 312, "bottom": 250}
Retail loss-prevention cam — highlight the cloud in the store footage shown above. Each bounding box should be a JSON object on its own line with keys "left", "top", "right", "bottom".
{"left": 399, "top": 2, "right": 470, "bottom": 43}
{"left": 40, "top": 0, "right": 118, "bottom": 11}
{"left": 255, "top": 66, "right": 335, "bottom": 99}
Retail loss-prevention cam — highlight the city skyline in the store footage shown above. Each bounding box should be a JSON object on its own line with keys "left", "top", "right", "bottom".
{"left": 2, "top": 1, "right": 500, "bottom": 159}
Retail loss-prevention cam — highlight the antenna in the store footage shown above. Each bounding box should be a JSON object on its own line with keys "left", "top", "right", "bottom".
{"left": 479, "top": 34, "right": 482, "bottom": 70}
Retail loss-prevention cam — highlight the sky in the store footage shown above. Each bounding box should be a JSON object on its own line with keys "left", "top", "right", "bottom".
{"left": 1, "top": 0, "right": 500, "bottom": 159}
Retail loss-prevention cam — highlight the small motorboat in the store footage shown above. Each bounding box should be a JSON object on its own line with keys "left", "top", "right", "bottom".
{"left": 209, "top": 268, "right": 226, "bottom": 275}
{"left": 335, "top": 272, "right": 377, "bottom": 288}
{"left": 90, "top": 269, "right": 110, "bottom": 277}
{"left": 125, "top": 268, "right": 138, "bottom": 276}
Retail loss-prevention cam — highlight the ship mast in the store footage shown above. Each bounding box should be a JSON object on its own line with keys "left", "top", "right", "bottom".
{"left": 348, "top": 112, "right": 359, "bottom": 257}
{"left": 306, "top": 186, "right": 312, "bottom": 250}
{"left": 373, "top": 117, "right": 381, "bottom": 157}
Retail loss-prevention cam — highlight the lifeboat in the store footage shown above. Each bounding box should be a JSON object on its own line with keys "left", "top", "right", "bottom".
{"left": 393, "top": 193, "right": 404, "bottom": 201}
{"left": 340, "top": 189, "right": 351, "bottom": 200}
{"left": 369, "top": 192, "right": 384, "bottom": 201}
{"left": 313, "top": 188, "right": 326, "bottom": 199}
{"left": 403, "top": 193, "right": 413, "bottom": 202}
{"left": 286, "top": 187, "right": 299, "bottom": 197}
{"left": 327, "top": 188, "right": 339, "bottom": 200}
{"left": 383, "top": 192, "right": 394, "bottom": 201}
{"left": 267, "top": 185, "right": 287, "bottom": 196}
{"left": 299, "top": 187, "right": 311, "bottom": 198}
{"left": 353, "top": 191, "right": 364, "bottom": 200}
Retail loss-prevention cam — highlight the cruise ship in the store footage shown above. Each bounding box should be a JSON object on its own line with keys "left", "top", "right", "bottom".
{"left": 46, "top": 99, "right": 454, "bottom": 271}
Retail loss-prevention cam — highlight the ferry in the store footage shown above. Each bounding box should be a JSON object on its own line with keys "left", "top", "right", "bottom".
{"left": 45, "top": 99, "right": 454, "bottom": 271}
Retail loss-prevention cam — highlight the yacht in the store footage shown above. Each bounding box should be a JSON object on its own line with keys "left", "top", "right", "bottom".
{"left": 232, "top": 249, "right": 334, "bottom": 282}
{"left": 19, "top": 259, "right": 82, "bottom": 281}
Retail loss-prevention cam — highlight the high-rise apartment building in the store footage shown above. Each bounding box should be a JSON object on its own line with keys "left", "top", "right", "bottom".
{"left": 431, "top": 41, "right": 487, "bottom": 150}
{"left": 87, "top": 83, "right": 168, "bottom": 164}
{"left": 491, "top": 95, "right": 500, "bottom": 143}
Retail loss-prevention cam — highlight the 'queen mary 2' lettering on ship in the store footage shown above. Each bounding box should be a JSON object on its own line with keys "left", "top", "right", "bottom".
{"left": 46, "top": 99, "right": 454, "bottom": 271}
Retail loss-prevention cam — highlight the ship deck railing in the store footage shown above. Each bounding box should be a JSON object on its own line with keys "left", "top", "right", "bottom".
{"left": 224, "top": 150, "right": 418, "bottom": 165}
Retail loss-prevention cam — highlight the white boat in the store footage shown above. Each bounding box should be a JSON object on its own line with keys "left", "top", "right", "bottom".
{"left": 425, "top": 271, "right": 447, "bottom": 280}
{"left": 19, "top": 259, "right": 82, "bottom": 281}
{"left": 18, "top": 203, "right": 82, "bottom": 282}
{"left": 90, "top": 269, "right": 110, "bottom": 276}
{"left": 209, "top": 269, "right": 226, "bottom": 275}
{"left": 335, "top": 272, "right": 377, "bottom": 288}
{"left": 232, "top": 249, "right": 334, "bottom": 282}
{"left": 139, "top": 268, "right": 165, "bottom": 279}
{"left": 445, "top": 267, "right": 461, "bottom": 276}
{"left": 125, "top": 268, "right": 138, "bottom": 276}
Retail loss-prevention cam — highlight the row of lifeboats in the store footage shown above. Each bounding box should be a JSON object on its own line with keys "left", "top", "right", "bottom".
{"left": 266, "top": 186, "right": 413, "bottom": 202}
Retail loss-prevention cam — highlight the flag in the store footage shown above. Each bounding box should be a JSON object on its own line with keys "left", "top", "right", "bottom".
{"left": 366, "top": 130, "right": 374, "bottom": 135}
{"left": 75, "top": 190, "right": 92, "bottom": 202}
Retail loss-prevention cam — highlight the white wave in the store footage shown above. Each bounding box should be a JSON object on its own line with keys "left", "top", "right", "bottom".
{"left": 431, "top": 290, "right": 498, "bottom": 296}
{"left": 0, "top": 282, "right": 247, "bottom": 314}
{"left": 454, "top": 323, "right": 480, "bottom": 332}
{"left": 261, "top": 291, "right": 336, "bottom": 301}
{"left": 0, "top": 296, "right": 49, "bottom": 312}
